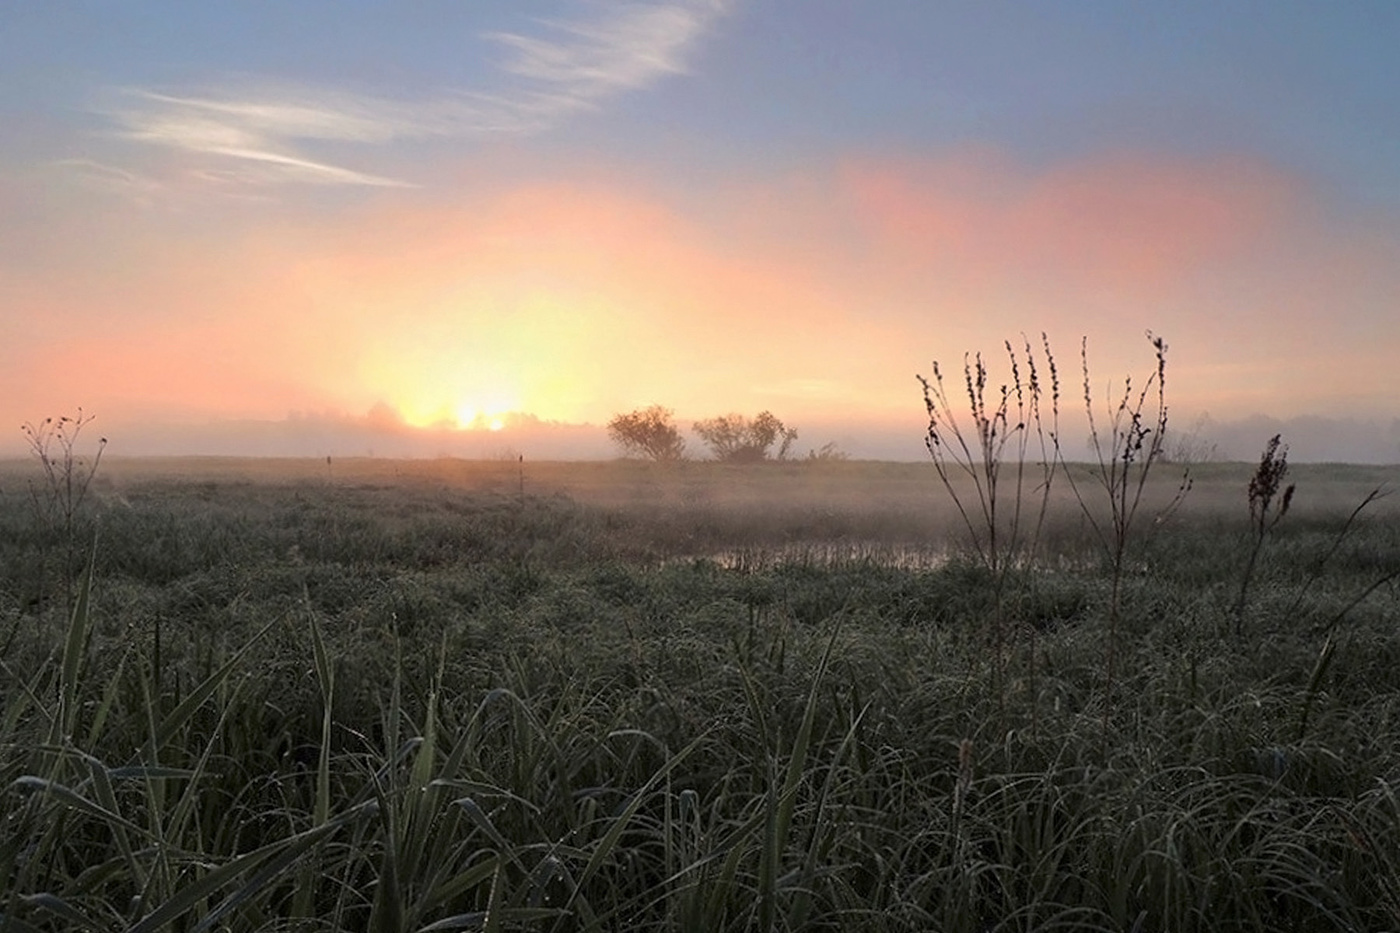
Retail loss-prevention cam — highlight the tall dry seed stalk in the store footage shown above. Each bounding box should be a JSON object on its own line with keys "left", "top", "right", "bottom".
{"left": 1233, "top": 434, "right": 1295, "bottom": 634}
{"left": 21, "top": 409, "right": 107, "bottom": 614}
{"left": 1060, "top": 333, "right": 1189, "bottom": 727}
{"left": 917, "top": 334, "right": 1059, "bottom": 710}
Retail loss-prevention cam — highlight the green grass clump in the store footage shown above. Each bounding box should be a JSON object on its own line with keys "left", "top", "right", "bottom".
{"left": 1, "top": 459, "right": 1398, "bottom": 931}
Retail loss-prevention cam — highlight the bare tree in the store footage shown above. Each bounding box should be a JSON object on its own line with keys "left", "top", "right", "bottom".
{"left": 1162, "top": 411, "right": 1219, "bottom": 465}
{"left": 607, "top": 405, "right": 687, "bottom": 461}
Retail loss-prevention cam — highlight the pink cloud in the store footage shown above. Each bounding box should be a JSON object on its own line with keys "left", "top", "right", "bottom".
{"left": 836, "top": 149, "right": 1301, "bottom": 294}
{"left": 3, "top": 145, "right": 1395, "bottom": 455}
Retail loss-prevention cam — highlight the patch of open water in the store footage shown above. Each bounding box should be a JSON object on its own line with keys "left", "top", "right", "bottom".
{"left": 677, "top": 541, "right": 952, "bottom": 571}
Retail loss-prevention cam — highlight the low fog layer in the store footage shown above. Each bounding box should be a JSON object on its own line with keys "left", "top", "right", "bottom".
{"left": 6, "top": 410, "right": 1396, "bottom": 464}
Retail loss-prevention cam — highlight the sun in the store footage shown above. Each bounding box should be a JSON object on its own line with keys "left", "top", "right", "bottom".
{"left": 453, "top": 403, "right": 479, "bottom": 427}
{"left": 364, "top": 346, "right": 525, "bottom": 430}
{"left": 450, "top": 393, "right": 515, "bottom": 431}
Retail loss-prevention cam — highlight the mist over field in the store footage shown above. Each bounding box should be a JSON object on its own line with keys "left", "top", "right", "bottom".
{"left": 9, "top": 408, "right": 1393, "bottom": 464}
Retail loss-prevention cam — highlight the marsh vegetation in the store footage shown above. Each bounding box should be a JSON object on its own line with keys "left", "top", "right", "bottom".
{"left": 1, "top": 455, "right": 1398, "bottom": 931}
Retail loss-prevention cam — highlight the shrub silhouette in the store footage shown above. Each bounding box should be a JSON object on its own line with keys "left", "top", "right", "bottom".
{"left": 607, "top": 405, "right": 687, "bottom": 461}
{"left": 693, "top": 411, "right": 796, "bottom": 462}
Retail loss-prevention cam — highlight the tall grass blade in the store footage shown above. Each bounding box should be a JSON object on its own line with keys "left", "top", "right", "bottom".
{"left": 293, "top": 608, "right": 337, "bottom": 920}
{"left": 152, "top": 615, "right": 280, "bottom": 750}
{"left": 125, "top": 799, "right": 377, "bottom": 933}
{"left": 10, "top": 776, "right": 152, "bottom": 838}
{"left": 1295, "top": 635, "right": 1338, "bottom": 742}
{"left": 309, "top": 607, "right": 334, "bottom": 828}
{"left": 558, "top": 733, "right": 706, "bottom": 921}
{"left": 758, "top": 625, "right": 839, "bottom": 930}
{"left": 18, "top": 894, "right": 101, "bottom": 932}
{"left": 0, "top": 910, "right": 47, "bottom": 933}
{"left": 52, "top": 545, "right": 96, "bottom": 744}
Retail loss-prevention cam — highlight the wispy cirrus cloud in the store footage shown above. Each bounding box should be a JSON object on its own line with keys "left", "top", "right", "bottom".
{"left": 105, "top": 92, "right": 416, "bottom": 187}
{"left": 93, "top": 0, "right": 731, "bottom": 192}
{"left": 490, "top": 0, "right": 728, "bottom": 102}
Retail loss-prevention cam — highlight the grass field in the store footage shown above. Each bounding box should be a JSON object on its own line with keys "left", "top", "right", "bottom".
{"left": 2, "top": 456, "right": 1399, "bottom": 932}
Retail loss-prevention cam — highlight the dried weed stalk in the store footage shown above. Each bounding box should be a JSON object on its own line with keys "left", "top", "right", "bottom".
{"left": 1060, "top": 333, "right": 1190, "bottom": 725}
{"left": 21, "top": 409, "right": 107, "bottom": 612}
{"left": 917, "top": 334, "right": 1060, "bottom": 709}
{"left": 1233, "top": 434, "right": 1295, "bottom": 633}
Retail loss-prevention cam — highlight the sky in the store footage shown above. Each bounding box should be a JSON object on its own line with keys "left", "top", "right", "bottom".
{"left": 2, "top": 1, "right": 1399, "bottom": 461}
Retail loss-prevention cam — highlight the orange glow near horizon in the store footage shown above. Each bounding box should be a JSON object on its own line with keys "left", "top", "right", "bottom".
{"left": 3, "top": 148, "right": 1397, "bottom": 459}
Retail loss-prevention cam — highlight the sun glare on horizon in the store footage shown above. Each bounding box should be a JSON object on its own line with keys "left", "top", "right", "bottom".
{"left": 377, "top": 363, "right": 525, "bottom": 431}
{"left": 394, "top": 405, "right": 513, "bottom": 431}
{"left": 453, "top": 402, "right": 509, "bottom": 432}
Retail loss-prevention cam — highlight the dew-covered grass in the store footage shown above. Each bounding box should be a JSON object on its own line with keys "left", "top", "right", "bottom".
{"left": 1, "top": 457, "right": 1397, "bottom": 931}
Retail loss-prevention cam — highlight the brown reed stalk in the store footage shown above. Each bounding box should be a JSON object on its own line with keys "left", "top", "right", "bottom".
{"left": 917, "top": 334, "right": 1059, "bottom": 716}
{"left": 20, "top": 409, "right": 107, "bottom": 615}
{"left": 1058, "top": 333, "right": 1189, "bottom": 736}
{"left": 1233, "top": 434, "right": 1295, "bottom": 635}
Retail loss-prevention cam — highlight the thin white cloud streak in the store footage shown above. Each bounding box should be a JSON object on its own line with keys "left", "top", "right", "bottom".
{"left": 95, "top": 1, "right": 731, "bottom": 191}
{"left": 52, "top": 158, "right": 167, "bottom": 204}
{"left": 490, "top": 0, "right": 727, "bottom": 97}
{"left": 207, "top": 148, "right": 412, "bottom": 188}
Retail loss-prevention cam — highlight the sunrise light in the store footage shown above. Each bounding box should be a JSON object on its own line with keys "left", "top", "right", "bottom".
{"left": 2, "top": 4, "right": 1396, "bottom": 462}
{"left": 453, "top": 400, "right": 513, "bottom": 432}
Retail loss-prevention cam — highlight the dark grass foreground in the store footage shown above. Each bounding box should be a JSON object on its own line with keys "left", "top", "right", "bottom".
{"left": 2, "top": 461, "right": 1399, "bottom": 932}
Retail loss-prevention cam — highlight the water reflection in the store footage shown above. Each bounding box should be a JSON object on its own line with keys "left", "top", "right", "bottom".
{"left": 679, "top": 541, "right": 952, "bottom": 572}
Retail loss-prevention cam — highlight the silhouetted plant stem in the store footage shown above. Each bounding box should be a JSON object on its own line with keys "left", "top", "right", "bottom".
{"left": 21, "top": 409, "right": 107, "bottom": 617}
{"left": 1284, "top": 487, "right": 1389, "bottom": 622}
{"left": 1058, "top": 333, "right": 1189, "bottom": 742}
{"left": 1315, "top": 567, "right": 1400, "bottom": 639}
{"left": 1233, "top": 434, "right": 1295, "bottom": 636}
{"left": 918, "top": 334, "right": 1059, "bottom": 721}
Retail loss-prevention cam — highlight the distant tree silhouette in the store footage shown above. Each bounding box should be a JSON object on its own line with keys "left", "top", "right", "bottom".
{"left": 607, "top": 405, "right": 687, "bottom": 461}
{"left": 693, "top": 411, "right": 797, "bottom": 462}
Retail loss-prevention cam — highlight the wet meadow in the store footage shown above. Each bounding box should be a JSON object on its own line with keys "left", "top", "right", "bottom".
{"left": 2, "top": 455, "right": 1399, "bottom": 932}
